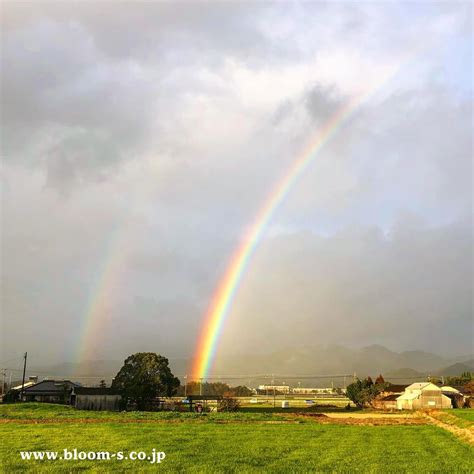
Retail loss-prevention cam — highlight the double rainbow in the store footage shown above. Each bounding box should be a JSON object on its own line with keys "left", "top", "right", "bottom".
{"left": 74, "top": 45, "right": 427, "bottom": 375}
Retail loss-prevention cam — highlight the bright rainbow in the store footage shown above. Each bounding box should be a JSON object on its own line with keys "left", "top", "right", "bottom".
{"left": 190, "top": 64, "right": 408, "bottom": 379}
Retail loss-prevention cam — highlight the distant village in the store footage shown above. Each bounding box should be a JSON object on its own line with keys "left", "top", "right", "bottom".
{"left": 3, "top": 372, "right": 473, "bottom": 413}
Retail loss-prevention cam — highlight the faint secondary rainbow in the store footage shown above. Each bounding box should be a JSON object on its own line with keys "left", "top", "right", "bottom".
{"left": 190, "top": 64, "right": 410, "bottom": 379}
{"left": 75, "top": 225, "right": 125, "bottom": 367}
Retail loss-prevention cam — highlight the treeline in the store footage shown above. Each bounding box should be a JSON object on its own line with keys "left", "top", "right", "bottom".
{"left": 176, "top": 381, "right": 253, "bottom": 397}
{"left": 429, "top": 372, "right": 472, "bottom": 386}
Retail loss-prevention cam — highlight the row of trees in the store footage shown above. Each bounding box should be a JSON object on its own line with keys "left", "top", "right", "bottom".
{"left": 429, "top": 372, "right": 472, "bottom": 387}
{"left": 176, "top": 381, "right": 253, "bottom": 397}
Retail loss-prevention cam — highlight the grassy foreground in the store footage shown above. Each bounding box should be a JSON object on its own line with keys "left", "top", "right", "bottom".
{"left": 451, "top": 410, "right": 474, "bottom": 422}
{"left": 1, "top": 404, "right": 473, "bottom": 473}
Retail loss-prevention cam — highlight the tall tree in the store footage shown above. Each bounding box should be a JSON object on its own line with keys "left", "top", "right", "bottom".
{"left": 346, "top": 378, "right": 381, "bottom": 408}
{"left": 375, "top": 374, "right": 385, "bottom": 385}
{"left": 112, "top": 352, "right": 180, "bottom": 410}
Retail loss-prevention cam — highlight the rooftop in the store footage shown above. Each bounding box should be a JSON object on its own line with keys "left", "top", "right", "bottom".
{"left": 24, "top": 380, "right": 79, "bottom": 394}
{"left": 384, "top": 384, "right": 408, "bottom": 393}
{"left": 405, "top": 382, "right": 441, "bottom": 392}
{"left": 397, "top": 392, "right": 419, "bottom": 401}
{"left": 380, "top": 394, "right": 399, "bottom": 401}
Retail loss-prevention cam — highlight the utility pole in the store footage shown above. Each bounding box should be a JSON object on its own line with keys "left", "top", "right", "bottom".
{"left": 2, "top": 369, "right": 5, "bottom": 396}
{"left": 184, "top": 375, "right": 187, "bottom": 398}
{"left": 199, "top": 378, "right": 203, "bottom": 396}
{"left": 272, "top": 374, "right": 275, "bottom": 408}
{"left": 21, "top": 352, "right": 27, "bottom": 400}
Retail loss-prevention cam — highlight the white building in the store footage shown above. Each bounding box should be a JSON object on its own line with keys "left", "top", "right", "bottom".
{"left": 258, "top": 385, "right": 290, "bottom": 394}
{"left": 396, "top": 382, "right": 452, "bottom": 410}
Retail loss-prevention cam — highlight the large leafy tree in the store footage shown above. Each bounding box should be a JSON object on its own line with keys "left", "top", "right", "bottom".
{"left": 112, "top": 352, "right": 180, "bottom": 409}
{"left": 346, "top": 377, "right": 386, "bottom": 408}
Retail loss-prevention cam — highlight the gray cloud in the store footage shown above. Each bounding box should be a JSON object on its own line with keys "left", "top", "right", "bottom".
{"left": 1, "top": 2, "right": 471, "bottom": 368}
{"left": 220, "top": 218, "right": 472, "bottom": 356}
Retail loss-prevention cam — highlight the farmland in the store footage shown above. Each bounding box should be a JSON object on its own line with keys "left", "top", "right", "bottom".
{"left": 1, "top": 404, "right": 473, "bottom": 472}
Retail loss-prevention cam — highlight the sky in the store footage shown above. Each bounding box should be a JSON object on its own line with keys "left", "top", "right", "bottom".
{"left": 1, "top": 2, "right": 472, "bottom": 369}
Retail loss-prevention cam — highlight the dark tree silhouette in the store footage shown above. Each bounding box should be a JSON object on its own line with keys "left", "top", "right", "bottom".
{"left": 112, "top": 352, "right": 180, "bottom": 410}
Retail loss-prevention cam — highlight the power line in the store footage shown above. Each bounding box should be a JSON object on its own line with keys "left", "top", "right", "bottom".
{"left": 177, "top": 374, "right": 354, "bottom": 379}
{"left": 0, "top": 356, "right": 24, "bottom": 365}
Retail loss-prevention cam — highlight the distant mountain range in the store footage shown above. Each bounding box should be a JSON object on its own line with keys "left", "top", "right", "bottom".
{"left": 436, "top": 360, "right": 474, "bottom": 377}
{"left": 28, "top": 345, "right": 473, "bottom": 386}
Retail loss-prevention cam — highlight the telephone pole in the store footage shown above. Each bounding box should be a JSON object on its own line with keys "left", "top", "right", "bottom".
{"left": 272, "top": 374, "right": 276, "bottom": 408}
{"left": 21, "top": 352, "right": 27, "bottom": 400}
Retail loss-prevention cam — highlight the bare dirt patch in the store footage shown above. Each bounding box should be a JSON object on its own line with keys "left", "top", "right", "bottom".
{"left": 294, "top": 412, "right": 427, "bottom": 426}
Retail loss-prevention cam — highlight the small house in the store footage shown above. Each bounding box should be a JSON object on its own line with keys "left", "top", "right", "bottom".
{"left": 73, "top": 387, "right": 122, "bottom": 411}
{"left": 374, "top": 394, "right": 399, "bottom": 410}
{"left": 22, "top": 380, "right": 79, "bottom": 404}
{"left": 373, "top": 384, "right": 407, "bottom": 410}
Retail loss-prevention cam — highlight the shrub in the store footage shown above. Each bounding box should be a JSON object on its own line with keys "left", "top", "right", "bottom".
{"left": 218, "top": 397, "right": 240, "bottom": 412}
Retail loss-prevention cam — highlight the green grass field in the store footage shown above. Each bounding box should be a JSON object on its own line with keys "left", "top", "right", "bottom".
{"left": 451, "top": 410, "right": 474, "bottom": 422}
{"left": 433, "top": 409, "right": 474, "bottom": 430}
{"left": 1, "top": 404, "right": 473, "bottom": 473}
